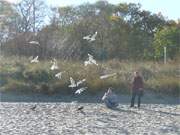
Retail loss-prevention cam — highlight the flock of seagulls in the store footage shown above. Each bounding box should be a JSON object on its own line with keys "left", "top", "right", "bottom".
{"left": 28, "top": 31, "right": 116, "bottom": 111}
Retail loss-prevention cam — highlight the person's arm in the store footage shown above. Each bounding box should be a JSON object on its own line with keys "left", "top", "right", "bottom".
{"left": 102, "top": 92, "right": 107, "bottom": 101}
{"left": 131, "top": 77, "right": 135, "bottom": 89}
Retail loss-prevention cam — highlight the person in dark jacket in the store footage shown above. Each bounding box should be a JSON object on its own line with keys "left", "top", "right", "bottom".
{"left": 130, "top": 71, "right": 144, "bottom": 108}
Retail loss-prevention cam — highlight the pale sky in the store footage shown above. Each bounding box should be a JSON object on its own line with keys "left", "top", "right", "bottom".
{"left": 3, "top": 0, "right": 180, "bottom": 20}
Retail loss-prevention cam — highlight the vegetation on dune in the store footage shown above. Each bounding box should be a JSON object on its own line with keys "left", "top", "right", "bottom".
{"left": 0, "top": 57, "right": 179, "bottom": 96}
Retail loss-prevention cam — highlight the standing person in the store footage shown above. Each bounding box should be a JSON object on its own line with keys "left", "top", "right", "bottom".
{"left": 130, "top": 71, "right": 144, "bottom": 108}
{"left": 102, "top": 88, "right": 119, "bottom": 109}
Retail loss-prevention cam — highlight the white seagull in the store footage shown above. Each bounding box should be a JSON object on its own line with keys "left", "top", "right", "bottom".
{"left": 83, "top": 31, "right": 98, "bottom": 42}
{"left": 75, "top": 87, "right": 87, "bottom": 95}
{"left": 68, "top": 77, "right": 86, "bottom": 88}
{"left": 69, "top": 77, "right": 77, "bottom": 88}
{"left": 84, "top": 54, "right": 98, "bottom": 66}
{"left": 55, "top": 72, "right": 64, "bottom": 79}
{"left": 83, "top": 34, "right": 91, "bottom": 40}
{"left": 29, "top": 41, "right": 40, "bottom": 45}
{"left": 76, "top": 79, "right": 86, "bottom": 87}
{"left": 89, "top": 31, "right": 97, "bottom": 42}
{"left": 100, "top": 73, "right": 117, "bottom": 79}
{"left": 30, "top": 56, "right": 39, "bottom": 63}
{"left": 50, "top": 59, "right": 59, "bottom": 70}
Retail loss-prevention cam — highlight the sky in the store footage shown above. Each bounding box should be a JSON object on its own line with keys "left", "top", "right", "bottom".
{"left": 3, "top": 0, "right": 180, "bottom": 20}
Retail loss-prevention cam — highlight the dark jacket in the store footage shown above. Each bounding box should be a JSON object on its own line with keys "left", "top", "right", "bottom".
{"left": 132, "top": 76, "right": 143, "bottom": 91}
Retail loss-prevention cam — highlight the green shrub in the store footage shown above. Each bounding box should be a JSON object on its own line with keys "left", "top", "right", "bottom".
{"left": 2, "top": 79, "right": 33, "bottom": 93}
{"left": 146, "top": 76, "right": 180, "bottom": 96}
{"left": 0, "top": 56, "right": 179, "bottom": 96}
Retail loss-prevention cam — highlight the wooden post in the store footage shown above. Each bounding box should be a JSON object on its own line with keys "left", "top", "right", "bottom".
{"left": 164, "top": 46, "right": 167, "bottom": 64}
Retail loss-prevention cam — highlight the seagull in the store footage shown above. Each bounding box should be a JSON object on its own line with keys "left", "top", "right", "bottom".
{"left": 55, "top": 72, "right": 64, "bottom": 79}
{"left": 84, "top": 61, "right": 91, "bottom": 66}
{"left": 88, "top": 54, "right": 98, "bottom": 65}
{"left": 75, "top": 87, "right": 87, "bottom": 95}
{"left": 83, "top": 31, "right": 97, "bottom": 42}
{"left": 83, "top": 34, "right": 91, "bottom": 40}
{"left": 30, "top": 105, "right": 37, "bottom": 111}
{"left": 95, "top": 9, "right": 100, "bottom": 15}
{"left": 50, "top": 59, "right": 59, "bottom": 70}
{"left": 69, "top": 77, "right": 77, "bottom": 88}
{"left": 69, "top": 78, "right": 86, "bottom": 88}
{"left": 29, "top": 41, "right": 40, "bottom": 45}
{"left": 76, "top": 79, "right": 86, "bottom": 87}
{"left": 84, "top": 54, "right": 98, "bottom": 66}
{"left": 68, "top": 77, "right": 86, "bottom": 88}
{"left": 100, "top": 73, "right": 117, "bottom": 79}
{"left": 88, "top": 53, "right": 93, "bottom": 59}
{"left": 89, "top": 31, "right": 97, "bottom": 42}
{"left": 30, "top": 56, "right": 39, "bottom": 63}
{"left": 77, "top": 106, "right": 84, "bottom": 111}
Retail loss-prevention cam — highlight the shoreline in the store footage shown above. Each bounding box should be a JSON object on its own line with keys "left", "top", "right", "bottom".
{"left": 1, "top": 90, "right": 179, "bottom": 104}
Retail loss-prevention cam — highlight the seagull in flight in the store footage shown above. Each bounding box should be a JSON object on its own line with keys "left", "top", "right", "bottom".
{"left": 76, "top": 79, "right": 86, "bottom": 86}
{"left": 51, "top": 58, "right": 59, "bottom": 70}
{"left": 55, "top": 72, "right": 64, "bottom": 79}
{"left": 83, "top": 31, "right": 97, "bottom": 42}
{"left": 100, "top": 73, "right": 117, "bottom": 79}
{"left": 68, "top": 77, "right": 86, "bottom": 88}
{"left": 75, "top": 87, "right": 87, "bottom": 95}
{"left": 30, "top": 56, "right": 39, "bottom": 63}
{"left": 84, "top": 54, "right": 98, "bottom": 66}
{"left": 83, "top": 34, "right": 91, "bottom": 40}
{"left": 29, "top": 41, "right": 40, "bottom": 45}
{"left": 90, "top": 31, "right": 97, "bottom": 42}
{"left": 69, "top": 77, "right": 77, "bottom": 88}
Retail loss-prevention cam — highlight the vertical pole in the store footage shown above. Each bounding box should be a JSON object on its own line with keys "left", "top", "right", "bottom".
{"left": 164, "top": 46, "right": 167, "bottom": 64}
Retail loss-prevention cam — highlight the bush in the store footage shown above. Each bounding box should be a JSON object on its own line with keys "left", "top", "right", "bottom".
{"left": 2, "top": 79, "right": 33, "bottom": 93}
{"left": 0, "top": 56, "right": 178, "bottom": 96}
{"left": 146, "top": 76, "right": 180, "bottom": 96}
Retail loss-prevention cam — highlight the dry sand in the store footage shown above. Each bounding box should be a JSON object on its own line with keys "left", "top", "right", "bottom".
{"left": 0, "top": 92, "right": 180, "bottom": 135}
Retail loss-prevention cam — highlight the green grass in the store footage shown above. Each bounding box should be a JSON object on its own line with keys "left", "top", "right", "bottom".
{"left": 0, "top": 56, "right": 179, "bottom": 96}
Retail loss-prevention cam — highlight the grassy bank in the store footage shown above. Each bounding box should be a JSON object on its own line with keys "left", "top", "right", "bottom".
{"left": 0, "top": 56, "right": 179, "bottom": 96}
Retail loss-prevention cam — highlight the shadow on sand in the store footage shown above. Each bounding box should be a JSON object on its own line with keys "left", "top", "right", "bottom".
{"left": 110, "top": 107, "right": 140, "bottom": 115}
{"left": 141, "top": 108, "right": 180, "bottom": 116}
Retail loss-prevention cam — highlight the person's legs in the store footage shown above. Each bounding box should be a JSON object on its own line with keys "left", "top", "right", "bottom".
{"left": 105, "top": 100, "right": 113, "bottom": 108}
{"left": 130, "top": 91, "right": 136, "bottom": 107}
{"left": 138, "top": 91, "right": 142, "bottom": 108}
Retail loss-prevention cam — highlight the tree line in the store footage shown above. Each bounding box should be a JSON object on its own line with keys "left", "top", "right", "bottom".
{"left": 0, "top": 0, "right": 179, "bottom": 60}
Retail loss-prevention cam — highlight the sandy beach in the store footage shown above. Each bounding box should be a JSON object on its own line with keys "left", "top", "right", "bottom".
{"left": 0, "top": 91, "right": 180, "bottom": 135}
